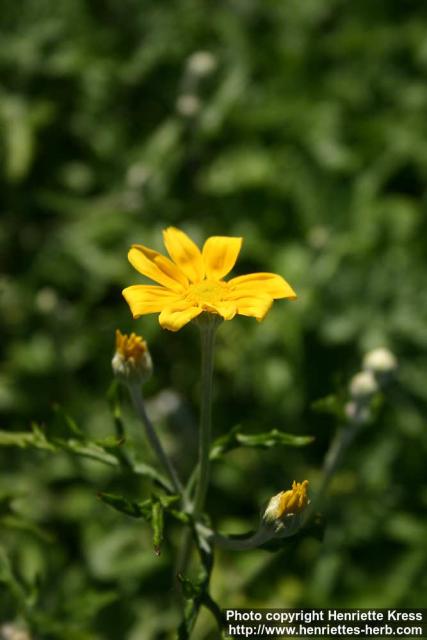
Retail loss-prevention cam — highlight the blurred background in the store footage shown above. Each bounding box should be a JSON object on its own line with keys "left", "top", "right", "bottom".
{"left": 1, "top": 0, "right": 427, "bottom": 638}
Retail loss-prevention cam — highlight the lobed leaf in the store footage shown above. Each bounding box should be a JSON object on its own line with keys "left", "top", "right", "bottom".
{"left": 210, "top": 425, "right": 314, "bottom": 460}
{"left": 151, "top": 500, "right": 164, "bottom": 555}
{"left": 311, "top": 394, "right": 346, "bottom": 419}
{"left": 97, "top": 492, "right": 152, "bottom": 520}
{"left": 0, "top": 427, "right": 172, "bottom": 492}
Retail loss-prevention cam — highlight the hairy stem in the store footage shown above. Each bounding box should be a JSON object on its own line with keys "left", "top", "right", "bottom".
{"left": 304, "top": 422, "right": 360, "bottom": 525}
{"left": 193, "top": 316, "right": 217, "bottom": 515}
{"left": 201, "top": 526, "right": 273, "bottom": 551}
{"left": 129, "top": 382, "right": 184, "bottom": 497}
{"left": 176, "top": 316, "right": 218, "bottom": 580}
{"left": 317, "top": 423, "right": 359, "bottom": 500}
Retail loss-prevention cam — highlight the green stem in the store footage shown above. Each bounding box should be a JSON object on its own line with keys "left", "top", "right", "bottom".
{"left": 128, "top": 383, "right": 184, "bottom": 497}
{"left": 303, "top": 421, "right": 360, "bottom": 525}
{"left": 193, "top": 316, "right": 217, "bottom": 515}
{"left": 176, "top": 316, "right": 218, "bottom": 581}
{"left": 197, "top": 523, "right": 273, "bottom": 551}
{"left": 317, "top": 423, "right": 359, "bottom": 501}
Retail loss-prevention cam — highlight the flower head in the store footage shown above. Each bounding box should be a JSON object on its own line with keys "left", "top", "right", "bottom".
{"left": 363, "top": 347, "right": 397, "bottom": 376}
{"left": 187, "top": 51, "right": 217, "bottom": 77}
{"left": 349, "top": 370, "right": 378, "bottom": 400}
{"left": 112, "top": 329, "right": 152, "bottom": 383}
{"left": 264, "top": 480, "right": 309, "bottom": 523}
{"left": 123, "top": 227, "right": 296, "bottom": 331}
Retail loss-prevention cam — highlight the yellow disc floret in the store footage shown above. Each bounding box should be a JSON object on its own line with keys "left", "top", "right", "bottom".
{"left": 115, "top": 329, "right": 148, "bottom": 363}
{"left": 112, "top": 329, "right": 152, "bottom": 383}
{"left": 264, "top": 480, "right": 309, "bottom": 522}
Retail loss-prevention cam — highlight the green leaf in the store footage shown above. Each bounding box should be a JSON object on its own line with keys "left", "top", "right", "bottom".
{"left": 177, "top": 571, "right": 207, "bottom": 640}
{"left": 56, "top": 438, "right": 120, "bottom": 466}
{"left": 0, "top": 428, "right": 172, "bottom": 492}
{"left": 107, "top": 380, "right": 125, "bottom": 440}
{"left": 97, "top": 492, "right": 151, "bottom": 519}
{"left": 0, "top": 492, "right": 17, "bottom": 516}
{"left": 178, "top": 598, "right": 200, "bottom": 640}
{"left": 0, "top": 426, "right": 56, "bottom": 452}
{"left": 62, "top": 589, "right": 118, "bottom": 621}
{"left": 1, "top": 96, "right": 34, "bottom": 183}
{"left": 97, "top": 492, "right": 183, "bottom": 556}
{"left": 236, "top": 430, "right": 314, "bottom": 449}
{"left": 177, "top": 520, "right": 219, "bottom": 638}
{"left": 311, "top": 394, "right": 345, "bottom": 418}
{"left": 169, "top": 509, "right": 192, "bottom": 525}
{"left": 157, "top": 494, "right": 180, "bottom": 509}
{"left": 151, "top": 500, "right": 164, "bottom": 556}
{"left": 93, "top": 435, "right": 126, "bottom": 449}
{"left": 0, "top": 515, "right": 54, "bottom": 543}
{"left": 132, "top": 462, "right": 173, "bottom": 492}
{"left": 0, "top": 546, "right": 29, "bottom": 610}
{"left": 177, "top": 556, "right": 223, "bottom": 638}
{"left": 176, "top": 573, "right": 202, "bottom": 600}
{"left": 210, "top": 426, "right": 314, "bottom": 459}
{"left": 52, "top": 404, "right": 84, "bottom": 438}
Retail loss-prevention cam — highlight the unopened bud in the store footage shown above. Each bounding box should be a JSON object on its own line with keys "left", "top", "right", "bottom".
{"left": 187, "top": 51, "right": 217, "bottom": 77}
{"left": 112, "top": 329, "right": 152, "bottom": 384}
{"left": 307, "top": 225, "right": 329, "bottom": 250}
{"left": 363, "top": 347, "right": 397, "bottom": 377}
{"left": 176, "top": 94, "right": 201, "bottom": 117}
{"left": 349, "top": 370, "right": 378, "bottom": 400}
{"left": 264, "top": 480, "right": 310, "bottom": 535}
{"left": 0, "top": 624, "right": 32, "bottom": 640}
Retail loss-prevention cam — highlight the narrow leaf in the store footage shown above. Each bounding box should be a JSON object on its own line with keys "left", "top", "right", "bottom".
{"left": 311, "top": 394, "right": 345, "bottom": 418}
{"left": 211, "top": 426, "right": 314, "bottom": 459}
{"left": 151, "top": 500, "right": 164, "bottom": 556}
{"left": 132, "top": 462, "right": 173, "bottom": 493}
{"left": 97, "top": 492, "right": 151, "bottom": 519}
{"left": 52, "top": 404, "right": 84, "bottom": 437}
{"left": 0, "top": 428, "right": 56, "bottom": 452}
{"left": 107, "top": 380, "right": 125, "bottom": 440}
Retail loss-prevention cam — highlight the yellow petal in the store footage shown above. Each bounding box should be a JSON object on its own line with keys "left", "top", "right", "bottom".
{"left": 202, "top": 236, "right": 243, "bottom": 280}
{"left": 159, "top": 304, "right": 203, "bottom": 331}
{"left": 128, "top": 245, "right": 188, "bottom": 292}
{"left": 162, "top": 227, "right": 205, "bottom": 283}
{"left": 228, "top": 273, "right": 297, "bottom": 300}
{"left": 235, "top": 295, "right": 273, "bottom": 320}
{"left": 122, "top": 286, "right": 181, "bottom": 318}
{"left": 203, "top": 300, "right": 237, "bottom": 321}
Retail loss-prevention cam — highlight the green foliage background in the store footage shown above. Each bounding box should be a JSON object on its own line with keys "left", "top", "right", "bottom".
{"left": 1, "top": 0, "right": 427, "bottom": 637}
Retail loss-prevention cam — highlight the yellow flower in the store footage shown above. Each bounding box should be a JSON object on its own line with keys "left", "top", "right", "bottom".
{"left": 122, "top": 227, "right": 297, "bottom": 331}
{"left": 264, "top": 480, "right": 309, "bottom": 522}
{"left": 112, "top": 329, "right": 152, "bottom": 382}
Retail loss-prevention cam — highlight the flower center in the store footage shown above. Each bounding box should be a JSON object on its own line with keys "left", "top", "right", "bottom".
{"left": 116, "top": 330, "right": 148, "bottom": 363}
{"left": 278, "top": 480, "right": 309, "bottom": 517}
{"left": 185, "top": 279, "right": 228, "bottom": 307}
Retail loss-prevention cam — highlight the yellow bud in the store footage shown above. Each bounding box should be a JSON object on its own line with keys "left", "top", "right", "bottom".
{"left": 112, "top": 329, "right": 152, "bottom": 384}
{"left": 264, "top": 480, "right": 309, "bottom": 523}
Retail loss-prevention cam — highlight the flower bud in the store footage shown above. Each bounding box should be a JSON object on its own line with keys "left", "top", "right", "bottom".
{"left": 112, "top": 329, "right": 152, "bottom": 384}
{"left": 363, "top": 347, "right": 397, "bottom": 377}
{"left": 176, "top": 94, "right": 201, "bottom": 117}
{"left": 349, "top": 370, "right": 378, "bottom": 400}
{"left": 263, "top": 480, "right": 310, "bottom": 535}
{"left": 187, "top": 51, "right": 217, "bottom": 77}
{"left": 0, "top": 624, "right": 32, "bottom": 640}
